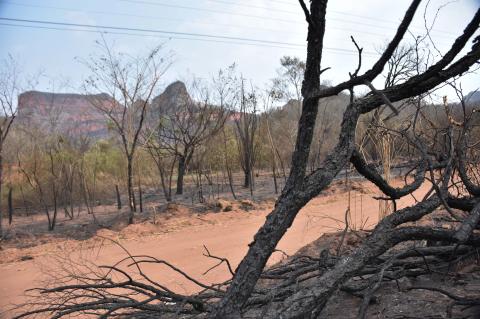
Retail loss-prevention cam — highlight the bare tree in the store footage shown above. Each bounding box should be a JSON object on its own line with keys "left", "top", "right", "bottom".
{"left": 212, "top": 65, "right": 238, "bottom": 199}
{"left": 82, "top": 39, "right": 170, "bottom": 223}
{"left": 234, "top": 79, "right": 259, "bottom": 191}
{"left": 153, "top": 80, "right": 228, "bottom": 195}
{"left": 16, "top": 129, "right": 59, "bottom": 231}
{"left": 262, "top": 89, "right": 285, "bottom": 194}
{"left": 143, "top": 133, "right": 177, "bottom": 202}
{"left": 210, "top": 1, "right": 480, "bottom": 317}
{"left": 0, "top": 56, "right": 20, "bottom": 238}
{"left": 270, "top": 56, "right": 306, "bottom": 170}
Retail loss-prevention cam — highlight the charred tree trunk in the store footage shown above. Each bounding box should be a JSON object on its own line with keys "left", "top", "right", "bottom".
{"left": 222, "top": 129, "right": 237, "bottom": 199}
{"left": 272, "top": 161, "right": 278, "bottom": 195}
{"left": 8, "top": 187, "right": 12, "bottom": 225}
{"left": 210, "top": 1, "right": 329, "bottom": 316}
{"left": 115, "top": 184, "right": 122, "bottom": 210}
{"left": 138, "top": 183, "right": 143, "bottom": 213}
{"left": 243, "top": 163, "right": 252, "bottom": 189}
{"left": 176, "top": 155, "right": 186, "bottom": 195}
{"left": 127, "top": 157, "right": 135, "bottom": 223}
{"left": 157, "top": 161, "right": 171, "bottom": 202}
{"left": 176, "top": 150, "right": 193, "bottom": 195}
{"left": 51, "top": 191, "right": 58, "bottom": 231}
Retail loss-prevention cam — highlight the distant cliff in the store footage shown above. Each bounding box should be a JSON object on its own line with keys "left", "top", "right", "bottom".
{"left": 16, "top": 83, "right": 194, "bottom": 140}
{"left": 17, "top": 91, "right": 112, "bottom": 139}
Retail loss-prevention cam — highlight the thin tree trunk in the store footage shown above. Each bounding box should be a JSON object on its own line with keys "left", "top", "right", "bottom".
{"left": 176, "top": 155, "right": 186, "bottom": 195}
{"left": 243, "top": 163, "right": 251, "bottom": 189}
{"left": 158, "top": 161, "right": 172, "bottom": 202}
{"left": 167, "top": 156, "right": 176, "bottom": 201}
{"left": 138, "top": 183, "right": 143, "bottom": 213}
{"left": 8, "top": 187, "right": 12, "bottom": 225}
{"left": 210, "top": 1, "right": 329, "bottom": 315}
{"left": 226, "top": 167, "right": 237, "bottom": 200}
{"left": 127, "top": 158, "right": 135, "bottom": 223}
{"left": 272, "top": 161, "right": 278, "bottom": 195}
{"left": 115, "top": 184, "right": 122, "bottom": 210}
{"left": 222, "top": 129, "right": 237, "bottom": 199}
{"left": 51, "top": 190, "right": 58, "bottom": 231}
{"left": 266, "top": 116, "right": 279, "bottom": 194}
{"left": 44, "top": 205, "right": 52, "bottom": 230}
{"left": 132, "top": 190, "right": 137, "bottom": 213}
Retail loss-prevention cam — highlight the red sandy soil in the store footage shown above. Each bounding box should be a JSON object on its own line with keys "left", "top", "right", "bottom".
{"left": 0, "top": 179, "right": 430, "bottom": 316}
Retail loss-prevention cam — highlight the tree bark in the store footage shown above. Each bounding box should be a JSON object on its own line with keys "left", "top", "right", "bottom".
{"left": 157, "top": 157, "right": 175, "bottom": 202}
{"left": 222, "top": 129, "right": 237, "bottom": 199}
{"left": 115, "top": 184, "right": 122, "bottom": 210}
{"left": 8, "top": 187, "right": 12, "bottom": 225}
{"left": 127, "top": 157, "right": 135, "bottom": 223}
{"left": 269, "top": 198, "right": 441, "bottom": 318}
{"left": 209, "top": 2, "right": 329, "bottom": 316}
{"left": 176, "top": 155, "right": 186, "bottom": 195}
{"left": 138, "top": 183, "right": 143, "bottom": 213}
{"left": 243, "top": 163, "right": 251, "bottom": 189}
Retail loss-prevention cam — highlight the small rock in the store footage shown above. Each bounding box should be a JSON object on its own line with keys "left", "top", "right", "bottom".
{"left": 20, "top": 255, "right": 34, "bottom": 261}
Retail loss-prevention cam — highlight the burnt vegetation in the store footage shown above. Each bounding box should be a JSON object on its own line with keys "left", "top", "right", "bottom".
{"left": 2, "top": 0, "right": 480, "bottom": 318}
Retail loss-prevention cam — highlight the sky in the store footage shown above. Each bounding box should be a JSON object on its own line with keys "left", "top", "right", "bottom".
{"left": 0, "top": 0, "right": 479, "bottom": 101}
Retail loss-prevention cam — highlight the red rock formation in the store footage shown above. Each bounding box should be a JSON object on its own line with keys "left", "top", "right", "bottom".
{"left": 17, "top": 91, "right": 113, "bottom": 139}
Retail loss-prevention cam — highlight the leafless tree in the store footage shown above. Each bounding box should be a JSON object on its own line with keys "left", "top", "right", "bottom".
{"left": 234, "top": 79, "right": 259, "bottom": 191}
{"left": 212, "top": 65, "right": 238, "bottom": 199}
{"left": 262, "top": 89, "right": 285, "bottom": 194}
{"left": 0, "top": 56, "right": 20, "bottom": 238}
{"left": 143, "top": 132, "right": 177, "bottom": 202}
{"left": 82, "top": 39, "right": 170, "bottom": 223}
{"left": 152, "top": 80, "right": 228, "bottom": 195}
{"left": 16, "top": 129, "right": 59, "bottom": 231}
{"left": 210, "top": 1, "right": 480, "bottom": 317}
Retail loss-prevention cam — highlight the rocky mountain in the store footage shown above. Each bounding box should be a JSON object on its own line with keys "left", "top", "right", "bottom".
{"left": 466, "top": 90, "right": 480, "bottom": 104}
{"left": 16, "top": 82, "right": 193, "bottom": 140}
{"left": 150, "top": 81, "right": 192, "bottom": 117}
{"left": 17, "top": 91, "right": 112, "bottom": 139}
{"left": 16, "top": 81, "right": 350, "bottom": 144}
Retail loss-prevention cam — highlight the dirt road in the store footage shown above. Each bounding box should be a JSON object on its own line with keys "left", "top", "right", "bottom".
{"left": 0, "top": 181, "right": 428, "bottom": 315}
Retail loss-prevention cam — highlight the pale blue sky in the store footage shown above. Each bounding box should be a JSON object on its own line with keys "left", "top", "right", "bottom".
{"left": 0, "top": 0, "right": 479, "bottom": 100}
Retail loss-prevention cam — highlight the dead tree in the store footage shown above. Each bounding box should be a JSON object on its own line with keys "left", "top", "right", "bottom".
{"left": 143, "top": 135, "right": 177, "bottom": 202}
{"left": 221, "top": 126, "right": 237, "bottom": 199}
{"left": 83, "top": 39, "right": 170, "bottom": 223}
{"left": 210, "top": 1, "right": 480, "bottom": 317}
{"left": 212, "top": 65, "right": 238, "bottom": 199}
{"left": 16, "top": 132, "right": 59, "bottom": 231}
{"left": 262, "top": 90, "right": 283, "bottom": 194}
{"left": 0, "top": 56, "right": 19, "bottom": 238}
{"left": 152, "top": 80, "right": 228, "bottom": 195}
{"left": 234, "top": 79, "right": 259, "bottom": 191}
{"left": 115, "top": 184, "right": 122, "bottom": 209}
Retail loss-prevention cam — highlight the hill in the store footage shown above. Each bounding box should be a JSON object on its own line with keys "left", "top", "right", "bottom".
{"left": 17, "top": 91, "right": 112, "bottom": 139}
